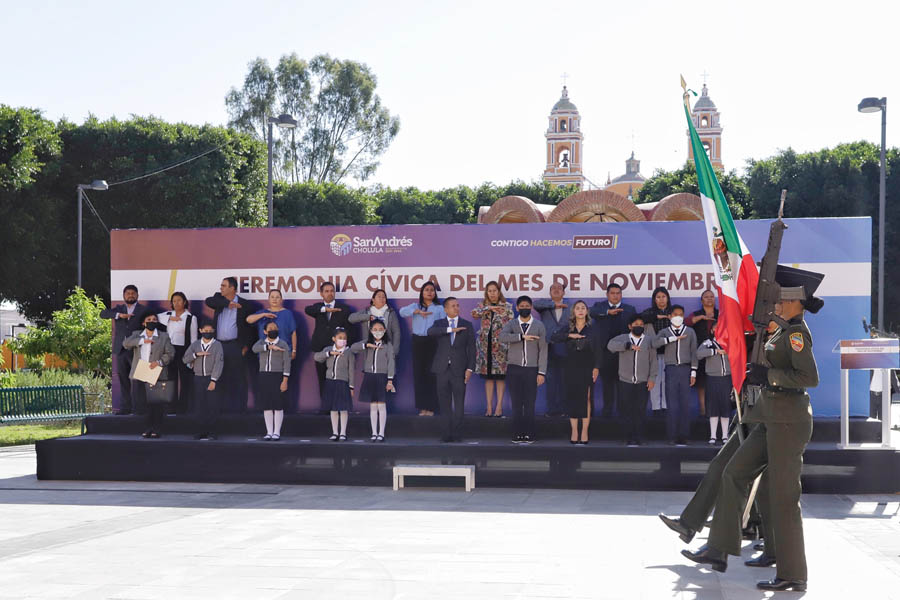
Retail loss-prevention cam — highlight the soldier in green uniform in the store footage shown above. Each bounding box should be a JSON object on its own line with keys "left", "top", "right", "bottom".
{"left": 682, "top": 265, "right": 824, "bottom": 593}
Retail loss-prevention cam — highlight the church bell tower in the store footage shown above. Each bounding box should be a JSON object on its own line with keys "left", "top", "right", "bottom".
{"left": 688, "top": 83, "right": 723, "bottom": 169}
{"left": 543, "top": 86, "right": 585, "bottom": 189}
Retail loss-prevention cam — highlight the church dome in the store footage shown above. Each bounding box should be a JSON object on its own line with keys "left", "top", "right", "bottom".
{"left": 552, "top": 86, "right": 578, "bottom": 112}
{"left": 693, "top": 83, "right": 717, "bottom": 111}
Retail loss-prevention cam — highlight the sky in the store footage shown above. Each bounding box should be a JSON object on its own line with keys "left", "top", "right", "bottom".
{"left": 2, "top": 0, "right": 898, "bottom": 191}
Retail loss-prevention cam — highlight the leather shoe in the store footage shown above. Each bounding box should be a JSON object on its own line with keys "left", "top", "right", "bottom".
{"left": 757, "top": 578, "right": 806, "bottom": 592}
{"left": 744, "top": 554, "right": 776, "bottom": 568}
{"left": 681, "top": 544, "right": 727, "bottom": 573}
{"left": 658, "top": 514, "right": 695, "bottom": 543}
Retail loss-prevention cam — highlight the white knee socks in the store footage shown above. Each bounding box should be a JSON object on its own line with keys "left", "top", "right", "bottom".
{"left": 264, "top": 411, "right": 274, "bottom": 436}
{"left": 339, "top": 411, "right": 348, "bottom": 436}
{"left": 330, "top": 411, "right": 340, "bottom": 435}
{"left": 709, "top": 416, "right": 717, "bottom": 440}
{"left": 273, "top": 410, "right": 284, "bottom": 436}
{"left": 719, "top": 417, "right": 728, "bottom": 439}
{"left": 370, "top": 404, "right": 379, "bottom": 435}
{"left": 376, "top": 403, "right": 387, "bottom": 437}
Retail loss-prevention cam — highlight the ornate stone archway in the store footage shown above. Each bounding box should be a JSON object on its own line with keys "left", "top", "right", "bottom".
{"left": 649, "top": 193, "right": 703, "bottom": 221}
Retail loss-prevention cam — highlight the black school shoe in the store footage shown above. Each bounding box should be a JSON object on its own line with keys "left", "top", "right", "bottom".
{"left": 681, "top": 544, "right": 727, "bottom": 573}
{"left": 658, "top": 514, "right": 695, "bottom": 544}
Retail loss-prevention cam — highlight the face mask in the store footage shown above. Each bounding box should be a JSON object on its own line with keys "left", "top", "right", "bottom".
{"left": 631, "top": 326, "right": 644, "bottom": 337}
{"left": 372, "top": 330, "right": 385, "bottom": 340}
{"left": 518, "top": 308, "right": 532, "bottom": 319}
{"left": 670, "top": 316, "right": 684, "bottom": 328}
{"left": 145, "top": 322, "right": 158, "bottom": 331}
{"left": 201, "top": 332, "right": 215, "bottom": 340}
{"left": 267, "top": 330, "right": 279, "bottom": 340}
{"left": 334, "top": 339, "right": 347, "bottom": 349}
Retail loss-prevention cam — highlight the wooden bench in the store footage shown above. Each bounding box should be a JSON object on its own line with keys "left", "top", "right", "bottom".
{"left": 393, "top": 464, "right": 475, "bottom": 492}
{"left": 0, "top": 385, "right": 104, "bottom": 434}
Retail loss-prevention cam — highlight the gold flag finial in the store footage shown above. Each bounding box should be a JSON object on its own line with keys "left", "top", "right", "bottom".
{"left": 681, "top": 74, "right": 696, "bottom": 110}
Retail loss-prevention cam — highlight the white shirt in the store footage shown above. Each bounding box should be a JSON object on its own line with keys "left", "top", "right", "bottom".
{"left": 554, "top": 307, "right": 563, "bottom": 322}
{"left": 126, "top": 303, "right": 137, "bottom": 315}
{"left": 140, "top": 329, "right": 159, "bottom": 363}
{"left": 157, "top": 310, "right": 196, "bottom": 347}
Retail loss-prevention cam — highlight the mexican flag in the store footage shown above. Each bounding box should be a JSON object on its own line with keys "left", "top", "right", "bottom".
{"left": 683, "top": 91, "right": 758, "bottom": 392}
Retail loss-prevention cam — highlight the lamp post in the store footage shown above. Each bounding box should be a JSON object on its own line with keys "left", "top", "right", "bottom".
{"left": 858, "top": 97, "right": 887, "bottom": 330}
{"left": 266, "top": 113, "right": 298, "bottom": 227}
{"left": 76, "top": 180, "right": 109, "bottom": 288}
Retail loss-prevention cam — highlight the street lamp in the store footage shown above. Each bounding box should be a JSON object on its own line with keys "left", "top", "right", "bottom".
{"left": 267, "top": 113, "right": 298, "bottom": 227}
{"left": 858, "top": 96, "right": 887, "bottom": 330}
{"left": 76, "top": 180, "right": 109, "bottom": 288}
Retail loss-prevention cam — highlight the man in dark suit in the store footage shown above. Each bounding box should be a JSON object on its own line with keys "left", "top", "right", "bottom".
{"left": 304, "top": 281, "right": 352, "bottom": 412}
{"left": 428, "top": 297, "right": 476, "bottom": 442}
{"left": 205, "top": 276, "right": 254, "bottom": 412}
{"left": 589, "top": 283, "right": 636, "bottom": 418}
{"left": 100, "top": 284, "right": 148, "bottom": 414}
{"left": 533, "top": 282, "right": 571, "bottom": 416}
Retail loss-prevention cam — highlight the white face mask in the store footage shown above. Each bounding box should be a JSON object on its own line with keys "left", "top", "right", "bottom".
{"left": 334, "top": 339, "right": 347, "bottom": 349}
{"left": 372, "top": 330, "right": 385, "bottom": 340}
{"left": 670, "top": 316, "right": 684, "bottom": 328}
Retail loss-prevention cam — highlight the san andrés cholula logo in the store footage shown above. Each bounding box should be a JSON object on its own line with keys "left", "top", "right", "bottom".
{"left": 330, "top": 233, "right": 413, "bottom": 256}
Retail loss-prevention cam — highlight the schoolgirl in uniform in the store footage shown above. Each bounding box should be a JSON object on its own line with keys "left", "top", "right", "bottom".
{"left": 696, "top": 324, "right": 733, "bottom": 445}
{"left": 314, "top": 327, "right": 355, "bottom": 441}
{"left": 350, "top": 319, "right": 396, "bottom": 442}
{"left": 251, "top": 321, "right": 291, "bottom": 440}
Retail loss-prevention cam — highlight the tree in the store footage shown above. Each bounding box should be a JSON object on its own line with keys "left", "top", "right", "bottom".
{"left": 746, "top": 142, "right": 900, "bottom": 331}
{"left": 0, "top": 113, "right": 267, "bottom": 322}
{"left": 273, "top": 181, "right": 376, "bottom": 226}
{"left": 0, "top": 105, "right": 61, "bottom": 191}
{"left": 226, "top": 53, "right": 400, "bottom": 185}
{"left": 374, "top": 185, "right": 477, "bottom": 225}
{"left": 636, "top": 162, "right": 751, "bottom": 218}
{"left": 8, "top": 288, "right": 112, "bottom": 376}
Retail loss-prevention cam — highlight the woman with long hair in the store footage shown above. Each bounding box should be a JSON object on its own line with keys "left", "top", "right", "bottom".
{"left": 471, "top": 281, "right": 513, "bottom": 417}
{"left": 156, "top": 291, "right": 197, "bottom": 414}
{"left": 686, "top": 289, "right": 719, "bottom": 417}
{"left": 399, "top": 281, "right": 445, "bottom": 416}
{"left": 550, "top": 300, "right": 599, "bottom": 444}
{"left": 640, "top": 286, "right": 671, "bottom": 416}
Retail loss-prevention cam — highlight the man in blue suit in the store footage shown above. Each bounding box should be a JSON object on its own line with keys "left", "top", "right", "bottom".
{"left": 590, "top": 283, "right": 636, "bottom": 418}
{"left": 428, "top": 297, "right": 476, "bottom": 442}
{"left": 533, "top": 282, "right": 570, "bottom": 416}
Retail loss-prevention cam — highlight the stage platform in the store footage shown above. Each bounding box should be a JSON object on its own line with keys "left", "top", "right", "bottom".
{"left": 36, "top": 415, "right": 900, "bottom": 493}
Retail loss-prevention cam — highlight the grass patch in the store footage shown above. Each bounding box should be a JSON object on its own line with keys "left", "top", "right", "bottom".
{"left": 0, "top": 422, "right": 82, "bottom": 447}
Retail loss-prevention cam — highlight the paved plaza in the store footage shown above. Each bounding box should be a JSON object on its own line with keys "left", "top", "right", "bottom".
{"left": 1, "top": 444, "right": 899, "bottom": 599}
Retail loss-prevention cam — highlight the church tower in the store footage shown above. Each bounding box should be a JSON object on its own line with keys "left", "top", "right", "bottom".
{"left": 688, "top": 83, "right": 723, "bottom": 169}
{"left": 543, "top": 86, "right": 584, "bottom": 189}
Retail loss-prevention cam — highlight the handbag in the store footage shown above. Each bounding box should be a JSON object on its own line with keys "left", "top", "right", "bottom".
{"left": 146, "top": 380, "right": 176, "bottom": 404}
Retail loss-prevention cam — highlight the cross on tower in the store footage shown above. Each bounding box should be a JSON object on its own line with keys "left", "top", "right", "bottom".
{"left": 561, "top": 72, "right": 569, "bottom": 87}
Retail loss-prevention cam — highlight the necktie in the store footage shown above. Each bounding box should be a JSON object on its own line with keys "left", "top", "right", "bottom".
{"left": 326, "top": 303, "right": 332, "bottom": 321}
{"left": 450, "top": 319, "right": 456, "bottom": 344}
{"left": 521, "top": 321, "right": 530, "bottom": 335}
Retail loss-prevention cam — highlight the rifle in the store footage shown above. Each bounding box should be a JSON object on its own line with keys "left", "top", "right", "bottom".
{"left": 737, "top": 189, "right": 788, "bottom": 422}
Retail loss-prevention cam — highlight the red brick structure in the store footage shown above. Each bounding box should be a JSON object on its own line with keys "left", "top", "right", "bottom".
{"left": 645, "top": 193, "right": 703, "bottom": 221}
{"left": 478, "top": 195, "right": 551, "bottom": 224}
{"left": 546, "top": 189, "right": 646, "bottom": 223}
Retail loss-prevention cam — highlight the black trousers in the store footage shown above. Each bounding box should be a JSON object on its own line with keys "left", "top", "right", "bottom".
{"left": 600, "top": 363, "right": 619, "bottom": 417}
{"left": 436, "top": 370, "right": 466, "bottom": 439}
{"left": 116, "top": 351, "right": 134, "bottom": 412}
{"left": 146, "top": 402, "right": 166, "bottom": 431}
{"left": 130, "top": 378, "right": 148, "bottom": 415}
{"left": 219, "top": 340, "right": 247, "bottom": 413}
{"left": 620, "top": 380, "right": 649, "bottom": 442}
{"left": 193, "top": 376, "right": 220, "bottom": 436}
{"left": 412, "top": 335, "right": 438, "bottom": 411}
{"left": 507, "top": 365, "right": 538, "bottom": 438}
{"left": 170, "top": 345, "right": 193, "bottom": 414}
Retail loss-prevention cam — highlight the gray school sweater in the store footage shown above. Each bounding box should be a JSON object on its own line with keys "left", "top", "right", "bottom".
{"left": 314, "top": 345, "right": 357, "bottom": 389}
{"left": 252, "top": 338, "right": 292, "bottom": 376}
{"left": 183, "top": 339, "right": 225, "bottom": 381}
{"left": 350, "top": 340, "right": 396, "bottom": 379}
{"left": 697, "top": 339, "right": 731, "bottom": 377}
{"left": 498, "top": 317, "right": 549, "bottom": 374}
{"left": 651, "top": 325, "right": 698, "bottom": 370}
{"left": 607, "top": 333, "right": 659, "bottom": 384}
